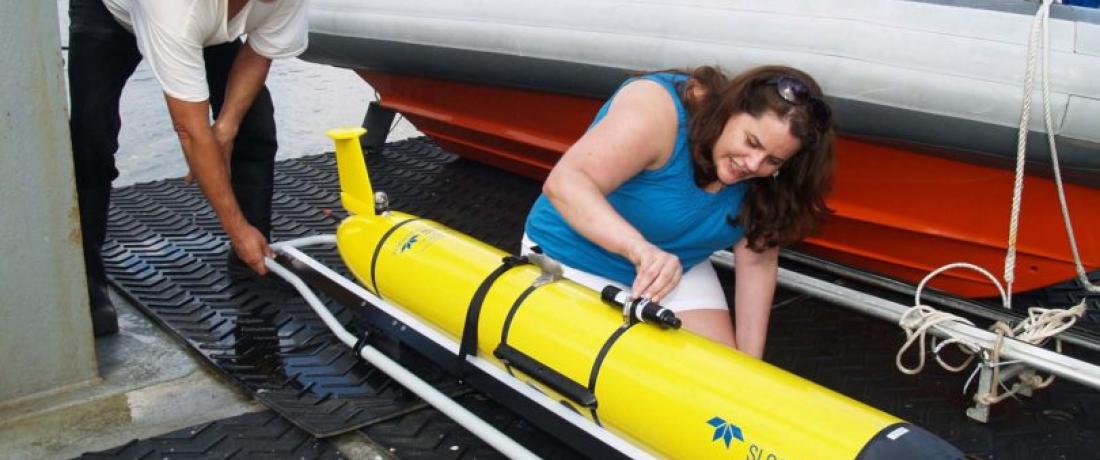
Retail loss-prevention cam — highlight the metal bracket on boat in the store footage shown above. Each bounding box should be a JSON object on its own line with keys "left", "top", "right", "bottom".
{"left": 966, "top": 360, "right": 1042, "bottom": 423}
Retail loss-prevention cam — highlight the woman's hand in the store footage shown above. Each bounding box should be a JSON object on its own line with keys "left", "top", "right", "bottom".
{"left": 541, "top": 79, "right": 684, "bottom": 302}
{"left": 625, "top": 239, "right": 682, "bottom": 303}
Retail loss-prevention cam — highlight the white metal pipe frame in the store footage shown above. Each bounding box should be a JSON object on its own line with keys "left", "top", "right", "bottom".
{"left": 261, "top": 233, "right": 1098, "bottom": 456}
{"left": 711, "top": 250, "right": 1100, "bottom": 391}
{"left": 268, "top": 237, "right": 658, "bottom": 460}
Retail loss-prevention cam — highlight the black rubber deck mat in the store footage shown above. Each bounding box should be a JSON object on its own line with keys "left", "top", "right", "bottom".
{"left": 361, "top": 391, "right": 586, "bottom": 460}
{"left": 101, "top": 141, "right": 479, "bottom": 437}
{"left": 104, "top": 137, "right": 1099, "bottom": 458}
{"left": 78, "top": 410, "right": 345, "bottom": 459}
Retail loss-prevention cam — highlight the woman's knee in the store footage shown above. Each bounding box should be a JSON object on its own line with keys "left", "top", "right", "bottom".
{"left": 676, "top": 309, "right": 737, "bottom": 348}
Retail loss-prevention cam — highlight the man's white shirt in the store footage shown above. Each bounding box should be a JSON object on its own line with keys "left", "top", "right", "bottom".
{"left": 103, "top": 0, "right": 308, "bottom": 102}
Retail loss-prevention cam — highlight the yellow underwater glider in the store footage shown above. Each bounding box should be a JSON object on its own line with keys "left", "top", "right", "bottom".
{"left": 268, "top": 128, "right": 964, "bottom": 459}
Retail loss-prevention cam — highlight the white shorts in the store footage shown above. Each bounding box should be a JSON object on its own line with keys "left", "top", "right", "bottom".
{"left": 521, "top": 234, "right": 728, "bottom": 312}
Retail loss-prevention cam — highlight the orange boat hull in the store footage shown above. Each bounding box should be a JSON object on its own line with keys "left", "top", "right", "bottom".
{"left": 359, "top": 71, "right": 1099, "bottom": 298}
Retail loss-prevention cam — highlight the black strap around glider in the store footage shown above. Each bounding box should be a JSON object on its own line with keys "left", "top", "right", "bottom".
{"left": 498, "top": 284, "right": 540, "bottom": 376}
{"left": 457, "top": 255, "right": 529, "bottom": 373}
{"left": 369, "top": 218, "right": 421, "bottom": 296}
{"left": 586, "top": 323, "right": 635, "bottom": 426}
{"left": 500, "top": 285, "right": 540, "bottom": 344}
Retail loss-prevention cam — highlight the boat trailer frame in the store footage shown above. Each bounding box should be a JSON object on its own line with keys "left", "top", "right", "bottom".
{"left": 268, "top": 236, "right": 655, "bottom": 460}
{"left": 711, "top": 250, "right": 1100, "bottom": 423}
{"left": 266, "top": 233, "right": 1099, "bottom": 459}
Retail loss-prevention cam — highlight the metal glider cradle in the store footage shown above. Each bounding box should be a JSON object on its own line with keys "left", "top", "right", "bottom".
{"left": 265, "top": 128, "right": 964, "bottom": 459}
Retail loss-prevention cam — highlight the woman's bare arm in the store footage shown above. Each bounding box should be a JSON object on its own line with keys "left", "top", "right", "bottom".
{"left": 542, "top": 79, "right": 682, "bottom": 300}
{"left": 731, "top": 238, "right": 778, "bottom": 358}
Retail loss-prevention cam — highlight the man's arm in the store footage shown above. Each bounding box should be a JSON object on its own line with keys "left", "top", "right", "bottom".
{"left": 164, "top": 96, "right": 271, "bottom": 274}
{"left": 211, "top": 43, "right": 273, "bottom": 153}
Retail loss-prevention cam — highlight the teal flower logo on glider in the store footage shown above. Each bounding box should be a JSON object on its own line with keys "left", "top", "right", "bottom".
{"left": 707, "top": 416, "right": 744, "bottom": 448}
{"left": 399, "top": 234, "right": 419, "bottom": 252}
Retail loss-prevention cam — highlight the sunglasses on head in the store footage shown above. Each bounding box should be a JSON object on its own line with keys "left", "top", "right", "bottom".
{"left": 762, "top": 75, "right": 832, "bottom": 128}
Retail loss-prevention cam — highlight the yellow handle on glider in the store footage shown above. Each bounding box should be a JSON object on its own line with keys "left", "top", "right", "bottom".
{"left": 326, "top": 127, "right": 374, "bottom": 216}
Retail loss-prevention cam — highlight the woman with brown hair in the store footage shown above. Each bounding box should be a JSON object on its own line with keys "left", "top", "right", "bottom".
{"left": 523, "top": 65, "right": 835, "bottom": 358}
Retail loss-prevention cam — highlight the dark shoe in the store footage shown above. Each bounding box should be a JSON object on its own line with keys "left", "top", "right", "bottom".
{"left": 227, "top": 250, "right": 252, "bottom": 281}
{"left": 89, "top": 282, "right": 119, "bottom": 336}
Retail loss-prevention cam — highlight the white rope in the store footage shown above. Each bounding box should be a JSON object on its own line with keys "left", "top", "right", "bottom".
{"left": 1035, "top": 0, "right": 1100, "bottom": 294}
{"left": 1008, "top": 0, "right": 1097, "bottom": 295}
{"left": 896, "top": 0, "right": 1095, "bottom": 386}
{"left": 916, "top": 263, "right": 1009, "bottom": 310}
{"left": 897, "top": 264, "right": 1086, "bottom": 400}
{"left": 896, "top": 305, "right": 979, "bottom": 374}
{"left": 1001, "top": 0, "right": 1048, "bottom": 305}
{"left": 1013, "top": 301, "right": 1088, "bottom": 345}
{"left": 897, "top": 264, "right": 1004, "bottom": 375}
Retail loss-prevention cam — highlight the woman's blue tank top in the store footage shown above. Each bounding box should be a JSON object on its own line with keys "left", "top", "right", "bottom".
{"left": 524, "top": 72, "right": 747, "bottom": 286}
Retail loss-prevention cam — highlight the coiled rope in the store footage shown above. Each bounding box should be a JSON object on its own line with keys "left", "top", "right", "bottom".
{"left": 896, "top": 0, "right": 1093, "bottom": 400}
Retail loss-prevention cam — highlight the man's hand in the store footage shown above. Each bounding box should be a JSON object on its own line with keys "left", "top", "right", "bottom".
{"left": 212, "top": 119, "right": 238, "bottom": 162}
{"left": 165, "top": 95, "right": 268, "bottom": 275}
{"left": 185, "top": 43, "right": 271, "bottom": 185}
{"left": 229, "top": 222, "right": 273, "bottom": 275}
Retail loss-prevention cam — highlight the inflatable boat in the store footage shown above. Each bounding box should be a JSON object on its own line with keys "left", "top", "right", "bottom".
{"left": 301, "top": 0, "right": 1100, "bottom": 299}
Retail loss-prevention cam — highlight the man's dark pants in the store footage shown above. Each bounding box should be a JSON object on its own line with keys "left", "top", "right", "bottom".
{"left": 69, "top": 0, "right": 277, "bottom": 335}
